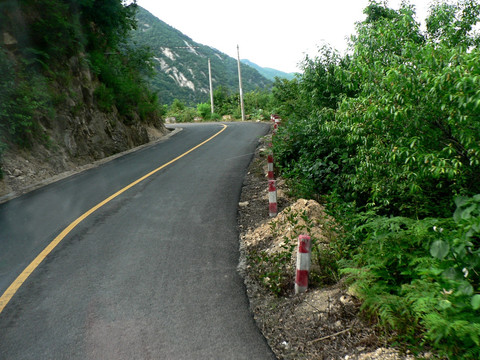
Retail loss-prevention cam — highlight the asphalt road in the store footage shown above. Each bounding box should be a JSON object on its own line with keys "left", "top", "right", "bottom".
{"left": 0, "top": 122, "right": 275, "bottom": 359}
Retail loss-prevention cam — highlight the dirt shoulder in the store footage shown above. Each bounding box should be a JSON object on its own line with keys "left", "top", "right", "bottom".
{"left": 237, "top": 136, "right": 415, "bottom": 360}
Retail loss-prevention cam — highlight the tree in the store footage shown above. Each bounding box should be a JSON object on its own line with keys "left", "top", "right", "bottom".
{"left": 79, "top": 0, "right": 138, "bottom": 50}
{"left": 271, "top": 1, "right": 480, "bottom": 357}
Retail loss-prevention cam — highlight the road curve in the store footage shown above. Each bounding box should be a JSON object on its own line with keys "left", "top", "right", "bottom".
{"left": 0, "top": 122, "right": 275, "bottom": 359}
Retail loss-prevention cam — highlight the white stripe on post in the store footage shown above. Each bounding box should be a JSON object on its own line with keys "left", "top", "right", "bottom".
{"left": 268, "top": 180, "right": 277, "bottom": 217}
{"left": 267, "top": 154, "right": 274, "bottom": 180}
{"left": 295, "top": 235, "right": 311, "bottom": 294}
{"left": 273, "top": 117, "right": 281, "bottom": 133}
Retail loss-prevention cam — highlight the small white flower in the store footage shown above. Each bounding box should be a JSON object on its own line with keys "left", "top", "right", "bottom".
{"left": 462, "top": 268, "right": 469, "bottom": 278}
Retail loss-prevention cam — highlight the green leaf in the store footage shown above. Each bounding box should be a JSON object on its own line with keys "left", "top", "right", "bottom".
{"left": 443, "top": 267, "right": 460, "bottom": 280}
{"left": 439, "top": 299, "right": 452, "bottom": 310}
{"left": 430, "top": 240, "right": 450, "bottom": 259}
{"left": 456, "top": 282, "right": 474, "bottom": 297}
{"left": 455, "top": 196, "right": 469, "bottom": 208}
{"left": 472, "top": 294, "right": 480, "bottom": 310}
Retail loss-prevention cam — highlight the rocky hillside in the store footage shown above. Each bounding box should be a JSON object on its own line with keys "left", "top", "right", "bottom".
{"left": 0, "top": 51, "right": 166, "bottom": 199}
{"left": 131, "top": 7, "right": 272, "bottom": 105}
{"left": 0, "top": 1, "right": 166, "bottom": 199}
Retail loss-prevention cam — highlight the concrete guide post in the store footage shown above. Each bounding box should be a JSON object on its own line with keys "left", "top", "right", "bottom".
{"left": 268, "top": 180, "right": 277, "bottom": 217}
{"left": 267, "top": 154, "right": 274, "bottom": 180}
{"left": 295, "top": 235, "right": 311, "bottom": 294}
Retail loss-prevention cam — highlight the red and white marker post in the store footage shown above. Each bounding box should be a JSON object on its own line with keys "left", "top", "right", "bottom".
{"left": 295, "top": 235, "right": 312, "bottom": 294}
{"left": 273, "top": 117, "right": 281, "bottom": 133}
{"left": 268, "top": 114, "right": 281, "bottom": 217}
{"left": 267, "top": 154, "right": 274, "bottom": 180}
{"left": 268, "top": 179, "right": 277, "bottom": 217}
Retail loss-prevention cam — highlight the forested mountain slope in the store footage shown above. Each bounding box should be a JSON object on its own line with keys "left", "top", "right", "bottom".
{"left": 241, "top": 59, "right": 296, "bottom": 81}
{"left": 131, "top": 7, "right": 272, "bottom": 105}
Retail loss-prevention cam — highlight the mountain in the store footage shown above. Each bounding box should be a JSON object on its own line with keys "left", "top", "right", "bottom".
{"left": 241, "top": 59, "right": 296, "bottom": 81}
{"left": 131, "top": 7, "right": 272, "bottom": 105}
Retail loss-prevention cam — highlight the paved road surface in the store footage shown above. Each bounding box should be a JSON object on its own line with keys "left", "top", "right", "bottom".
{"left": 0, "top": 122, "right": 275, "bottom": 359}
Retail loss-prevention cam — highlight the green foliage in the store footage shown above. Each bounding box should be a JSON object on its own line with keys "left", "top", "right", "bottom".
{"left": 90, "top": 42, "right": 160, "bottom": 123}
{"left": 195, "top": 102, "right": 220, "bottom": 122}
{"left": 9, "top": 0, "right": 82, "bottom": 65}
{"left": 301, "top": 46, "right": 356, "bottom": 111}
{"left": 164, "top": 87, "right": 274, "bottom": 122}
{"left": 270, "top": 0, "right": 480, "bottom": 357}
{"left": 0, "top": 0, "right": 162, "bottom": 155}
{"left": 341, "top": 195, "right": 480, "bottom": 358}
{"left": 273, "top": 0, "right": 480, "bottom": 217}
{"left": 210, "top": 86, "right": 274, "bottom": 120}
{"left": 212, "top": 86, "right": 237, "bottom": 116}
{"left": 269, "top": 77, "right": 306, "bottom": 120}
{"left": 93, "top": 83, "right": 115, "bottom": 112}
{"left": 250, "top": 237, "right": 296, "bottom": 296}
{"left": 79, "top": 0, "right": 138, "bottom": 51}
{"left": 0, "top": 49, "right": 53, "bottom": 149}
{"left": 165, "top": 99, "right": 196, "bottom": 123}
{"left": 196, "top": 103, "right": 211, "bottom": 120}
{"left": 80, "top": 1, "right": 163, "bottom": 124}
{"left": 426, "top": 0, "right": 480, "bottom": 48}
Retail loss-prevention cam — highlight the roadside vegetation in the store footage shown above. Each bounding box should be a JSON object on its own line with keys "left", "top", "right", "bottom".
{"left": 2, "top": 0, "right": 479, "bottom": 356}
{"left": 164, "top": 86, "right": 277, "bottom": 122}
{"left": 268, "top": 1, "right": 480, "bottom": 358}
{"left": 0, "top": 0, "right": 162, "bottom": 176}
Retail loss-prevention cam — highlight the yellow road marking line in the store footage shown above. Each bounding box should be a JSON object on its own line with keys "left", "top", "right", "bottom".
{"left": 0, "top": 124, "right": 228, "bottom": 314}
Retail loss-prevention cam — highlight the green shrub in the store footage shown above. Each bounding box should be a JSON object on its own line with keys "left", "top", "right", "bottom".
{"left": 342, "top": 194, "right": 480, "bottom": 358}
{"left": 89, "top": 48, "right": 161, "bottom": 123}
{"left": 94, "top": 83, "right": 115, "bottom": 112}
{"left": 270, "top": 1, "right": 480, "bottom": 357}
{"left": 176, "top": 107, "right": 197, "bottom": 123}
{"left": 210, "top": 112, "right": 221, "bottom": 121}
{"left": 197, "top": 102, "right": 211, "bottom": 119}
{"left": 273, "top": 1, "right": 480, "bottom": 219}
{"left": 0, "top": 49, "right": 51, "bottom": 148}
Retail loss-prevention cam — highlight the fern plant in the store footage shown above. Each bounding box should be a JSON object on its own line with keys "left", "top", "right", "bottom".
{"left": 342, "top": 194, "right": 480, "bottom": 358}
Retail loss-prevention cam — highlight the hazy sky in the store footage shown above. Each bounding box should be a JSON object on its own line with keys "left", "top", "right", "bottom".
{"left": 135, "top": 0, "right": 432, "bottom": 73}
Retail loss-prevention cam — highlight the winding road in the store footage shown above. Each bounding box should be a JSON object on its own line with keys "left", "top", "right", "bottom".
{"left": 0, "top": 122, "right": 275, "bottom": 359}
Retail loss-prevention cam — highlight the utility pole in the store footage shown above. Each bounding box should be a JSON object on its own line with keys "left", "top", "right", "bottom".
{"left": 208, "top": 58, "right": 214, "bottom": 114}
{"left": 237, "top": 45, "right": 245, "bottom": 121}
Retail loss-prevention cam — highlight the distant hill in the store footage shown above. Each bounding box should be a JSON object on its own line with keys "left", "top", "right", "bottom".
{"left": 241, "top": 59, "right": 297, "bottom": 81}
{"left": 131, "top": 7, "right": 272, "bottom": 105}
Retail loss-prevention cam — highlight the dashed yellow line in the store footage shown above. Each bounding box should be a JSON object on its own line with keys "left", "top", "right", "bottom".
{"left": 0, "top": 124, "right": 228, "bottom": 314}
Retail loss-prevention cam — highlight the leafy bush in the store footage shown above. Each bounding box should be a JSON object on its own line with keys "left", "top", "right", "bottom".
{"left": 342, "top": 194, "right": 480, "bottom": 358}
{"left": 0, "top": 49, "right": 52, "bottom": 148}
{"left": 90, "top": 47, "right": 160, "bottom": 123}
{"left": 94, "top": 83, "right": 115, "bottom": 112}
{"left": 270, "top": 1, "right": 480, "bottom": 357}
{"left": 210, "top": 86, "right": 275, "bottom": 119}
{"left": 165, "top": 100, "right": 197, "bottom": 123}
{"left": 196, "top": 103, "right": 211, "bottom": 120}
{"left": 274, "top": 1, "right": 480, "bottom": 218}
